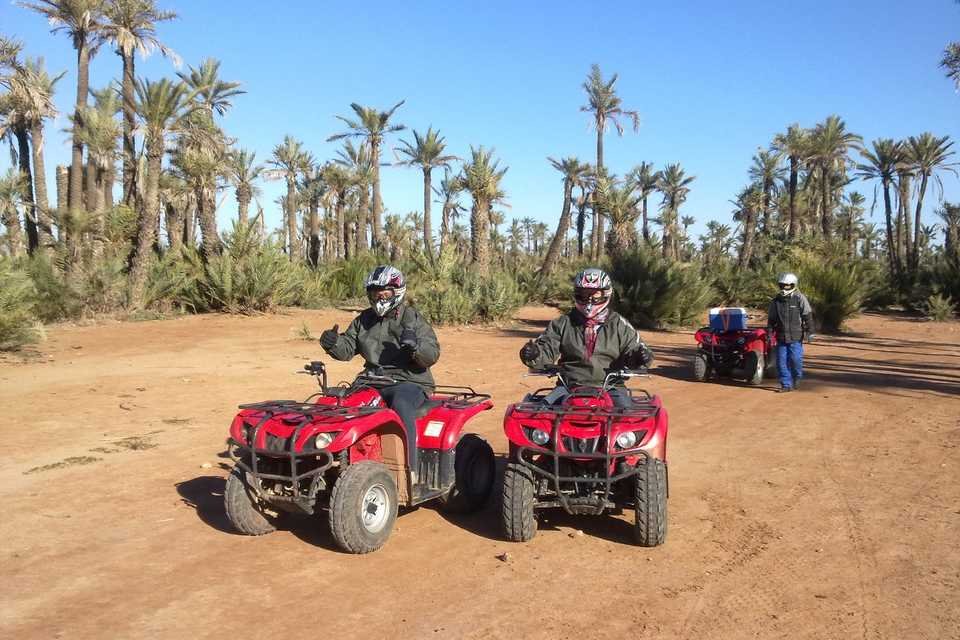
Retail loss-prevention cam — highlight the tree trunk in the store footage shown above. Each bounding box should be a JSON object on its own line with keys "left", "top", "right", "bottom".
{"left": 422, "top": 168, "right": 433, "bottom": 261}
{"left": 68, "top": 42, "right": 91, "bottom": 273}
{"left": 357, "top": 183, "right": 369, "bottom": 253}
{"left": 103, "top": 162, "right": 115, "bottom": 210}
{"left": 85, "top": 155, "right": 98, "bottom": 214}
{"left": 335, "top": 193, "right": 345, "bottom": 259}
{"left": 819, "top": 165, "right": 832, "bottom": 237}
{"left": 285, "top": 177, "right": 298, "bottom": 261}
{"left": 737, "top": 209, "right": 756, "bottom": 269}
{"left": 590, "top": 202, "right": 600, "bottom": 260}
{"left": 881, "top": 179, "right": 899, "bottom": 280}
{"left": 371, "top": 140, "right": 383, "bottom": 251}
{"left": 539, "top": 178, "right": 573, "bottom": 279}
{"left": 183, "top": 203, "right": 196, "bottom": 247}
{"left": 438, "top": 202, "right": 450, "bottom": 256}
{"left": 91, "top": 166, "right": 106, "bottom": 259}
{"left": 1, "top": 194, "right": 26, "bottom": 258}
{"left": 29, "top": 122, "right": 55, "bottom": 252}
{"left": 121, "top": 51, "right": 137, "bottom": 206}
{"left": 911, "top": 172, "right": 929, "bottom": 274}
{"left": 197, "top": 188, "right": 219, "bottom": 261}
{"left": 471, "top": 200, "right": 490, "bottom": 277}
{"left": 129, "top": 148, "right": 163, "bottom": 309}
{"left": 641, "top": 195, "right": 651, "bottom": 245}
{"left": 576, "top": 196, "right": 586, "bottom": 256}
{"left": 595, "top": 119, "right": 604, "bottom": 173}
{"left": 165, "top": 202, "right": 182, "bottom": 252}
{"left": 898, "top": 174, "right": 912, "bottom": 269}
{"left": 236, "top": 187, "right": 250, "bottom": 227}
{"left": 308, "top": 197, "right": 320, "bottom": 267}
{"left": 14, "top": 127, "right": 38, "bottom": 253}
{"left": 787, "top": 157, "right": 798, "bottom": 239}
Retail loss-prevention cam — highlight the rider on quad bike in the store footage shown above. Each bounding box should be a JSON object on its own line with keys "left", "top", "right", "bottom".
{"left": 320, "top": 265, "right": 438, "bottom": 479}
{"left": 519, "top": 267, "right": 655, "bottom": 401}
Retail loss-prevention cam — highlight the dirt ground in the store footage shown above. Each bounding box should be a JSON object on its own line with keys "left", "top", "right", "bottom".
{"left": 1, "top": 306, "right": 958, "bottom": 639}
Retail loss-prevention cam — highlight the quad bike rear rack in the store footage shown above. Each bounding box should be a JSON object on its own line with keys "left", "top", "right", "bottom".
{"left": 512, "top": 387, "right": 659, "bottom": 515}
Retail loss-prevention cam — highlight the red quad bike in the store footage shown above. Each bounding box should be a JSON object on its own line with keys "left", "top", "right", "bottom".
{"left": 225, "top": 361, "right": 496, "bottom": 554}
{"left": 501, "top": 365, "right": 669, "bottom": 547}
{"left": 692, "top": 326, "right": 777, "bottom": 385}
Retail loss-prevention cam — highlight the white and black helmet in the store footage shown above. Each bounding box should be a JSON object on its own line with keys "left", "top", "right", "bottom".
{"left": 573, "top": 267, "right": 613, "bottom": 319}
{"left": 365, "top": 265, "right": 406, "bottom": 317}
{"left": 777, "top": 272, "right": 798, "bottom": 294}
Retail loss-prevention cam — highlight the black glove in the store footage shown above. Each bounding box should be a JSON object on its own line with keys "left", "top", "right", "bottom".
{"left": 399, "top": 328, "right": 418, "bottom": 352}
{"left": 628, "top": 343, "right": 655, "bottom": 369}
{"left": 319, "top": 324, "right": 339, "bottom": 351}
{"left": 520, "top": 340, "right": 540, "bottom": 364}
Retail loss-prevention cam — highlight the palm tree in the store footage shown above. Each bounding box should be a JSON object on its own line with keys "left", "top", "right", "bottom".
{"left": 734, "top": 184, "right": 764, "bottom": 269}
{"left": 656, "top": 163, "right": 695, "bottom": 261}
{"left": 433, "top": 168, "right": 463, "bottom": 255}
{"left": 177, "top": 57, "right": 243, "bottom": 117}
{"left": 598, "top": 181, "right": 640, "bottom": 257}
{"left": 298, "top": 165, "right": 325, "bottom": 265}
{"left": 395, "top": 127, "right": 456, "bottom": 262}
{"left": 268, "top": 135, "right": 312, "bottom": 261}
{"left": 748, "top": 149, "right": 785, "bottom": 234}
{"left": 841, "top": 191, "right": 866, "bottom": 257}
{"left": 580, "top": 64, "right": 639, "bottom": 172}
{"left": 540, "top": 156, "right": 590, "bottom": 278}
{"left": 328, "top": 101, "right": 405, "bottom": 251}
{"left": 459, "top": 146, "right": 507, "bottom": 277}
{"left": 100, "top": 0, "right": 177, "bottom": 205}
{"left": 322, "top": 162, "right": 352, "bottom": 260}
{"left": 335, "top": 140, "right": 373, "bottom": 253}
{"left": 809, "top": 115, "right": 862, "bottom": 237}
{"left": 628, "top": 162, "right": 658, "bottom": 245}
{"left": 128, "top": 77, "right": 194, "bottom": 308}
{"left": 18, "top": 0, "right": 107, "bottom": 259}
{"left": 573, "top": 175, "right": 592, "bottom": 256}
{"left": 702, "top": 220, "right": 732, "bottom": 265}
{"left": 858, "top": 139, "right": 905, "bottom": 279}
{"left": 772, "top": 124, "right": 810, "bottom": 239}
{"left": 0, "top": 168, "right": 28, "bottom": 257}
{"left": 906, "top": 133, "right": 957, "bottom": 272}
{"left": 936, "top": 203, "right": 960, "bottom": 260}
{"left": 508, "top": 218, "right": 523, "bottom": 261}
{"left": 860, "top": 223, "right": 880, "bottom": 260}
{"left": 73, "top": 89, "right": 119, "bottom": 257}
{"left": 226, "top": 148, "right": 262, "bottom": 226}
{"left": 2, "top": 56, "right": 63, "bottom": 253}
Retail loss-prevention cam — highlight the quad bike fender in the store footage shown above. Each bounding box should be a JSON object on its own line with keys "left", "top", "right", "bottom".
{"left": 416, "top": 399, "right": 494, "bottom": 450}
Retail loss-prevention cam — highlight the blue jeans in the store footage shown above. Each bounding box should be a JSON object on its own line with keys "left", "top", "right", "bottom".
{"left": 776, "top": 342, "right": 804, "bottom": 388}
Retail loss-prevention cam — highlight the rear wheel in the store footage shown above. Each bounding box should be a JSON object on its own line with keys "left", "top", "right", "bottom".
{"left": 442, "top": 434, "right": 495, "bottom": 514}
{"left": 224, "top": 466, "right": 277, "bottom": 536}
{"left": 502, "top": 462, "right": 537, "bottom": 542}
{"left": 746, "top": 350, "right": 764, "bottom": 385}
{"left": 692, "top": 352, "right": 709, "bottom": 381}
{"left": 634, "top": 458, "right": 667, "bottom": 547}
{"left": 329, "top": 461, "right": 398, "bottom": 554}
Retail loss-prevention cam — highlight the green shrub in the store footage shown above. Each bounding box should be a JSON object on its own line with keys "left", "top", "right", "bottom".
{"left": 608, "top": 248, "right": 715, "bottom": 329}
{"left": 924, "top": 294, "right": 955, "bottom": 321}
{"left": 707, "top": 261, "right": 780, "bottom": 309}
{"left": 0, "top": 259, "right": 40, "bottom": 350}
{"left": 797, "top": 258, "right": 866, "bottom": 333}
{"left": 24, "top": 253, "right": 79, "bottom": 321}
{"left": 78, "top": 253, "right": 127, "bottom": 314}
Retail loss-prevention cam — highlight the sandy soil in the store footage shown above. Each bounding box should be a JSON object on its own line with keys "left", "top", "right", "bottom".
{"left": 1, "top": 306, "right": 958, "bottom": 639}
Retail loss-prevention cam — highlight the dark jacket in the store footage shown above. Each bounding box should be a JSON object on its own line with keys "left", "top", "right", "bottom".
{"left": 767, "top": 292, "right": 813, "bottom": 344}
{"left": 522, "top": 310, "right": 646, "bottom": 387}
{"left": 323, "top": 304, "right": 440, "bottom": 390}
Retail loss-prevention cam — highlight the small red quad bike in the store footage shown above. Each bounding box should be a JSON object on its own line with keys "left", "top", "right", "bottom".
{"left": 225, "top": 362, "right": 495, "bottom": 554}
{"left": 692, "top": 327, "right": 777, "bottom": 385}
{"left": 501, "top": 366, "right": 669, "bottom": 547}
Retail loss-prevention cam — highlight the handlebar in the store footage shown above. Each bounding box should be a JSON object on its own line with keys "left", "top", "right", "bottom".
{"left": 526, "top": 366, "right": 649, "bottom": 391}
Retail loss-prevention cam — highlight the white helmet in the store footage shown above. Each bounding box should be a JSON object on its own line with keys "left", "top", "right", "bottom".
{"left": 365, "top": 265, "right": 406, "bottom": 317}
{"left": 777, "top": 272, "right": 798, "bottom": 295}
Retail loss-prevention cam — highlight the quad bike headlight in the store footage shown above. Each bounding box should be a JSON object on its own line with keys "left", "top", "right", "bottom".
{"left": 314, "top": 432, "right": 338, "bottom": 449}
{"left": 530, "top": 429, "right": 550, "bottom": 446}
{"left": 616, "top": 431, "right": 639, "bottom": 449}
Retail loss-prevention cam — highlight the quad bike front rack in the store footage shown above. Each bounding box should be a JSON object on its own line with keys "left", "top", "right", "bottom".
{"left": 512, "top": 387, "right": 659, "bottom": 515}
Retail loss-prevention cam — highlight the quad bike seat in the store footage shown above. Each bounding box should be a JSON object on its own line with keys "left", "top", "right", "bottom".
{"left": 415, "top": 399, "right": 444, "bottom": 418}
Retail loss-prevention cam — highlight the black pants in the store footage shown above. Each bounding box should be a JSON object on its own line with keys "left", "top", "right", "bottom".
{"left": 379, "top": 383, "right": 427, "bottom": 471}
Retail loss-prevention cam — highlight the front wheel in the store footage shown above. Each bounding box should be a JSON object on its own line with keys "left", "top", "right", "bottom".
{"left": 224, "top": 466, "right": 277, "bottom": 536}
{"left": 329, "top": 461, "right": 398, "bottom": 554}
{"left": 634, "top": 458, "right": 667, "bottom": 547}
{"left": 502, "top": 462, "right": 537, "bottom": 542}
{"left": 692, "top": 352, "right": 709, "bottom": 381}
{"left": 442, "top": 434, "right": 495, "bottom": 514}
{"left": 746, "top": 350, "right": 764, "bottom": 385}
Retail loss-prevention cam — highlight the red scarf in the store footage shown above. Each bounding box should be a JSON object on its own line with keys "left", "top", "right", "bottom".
{"left": 583, "top": 309, "right": 609, "bottom": 359}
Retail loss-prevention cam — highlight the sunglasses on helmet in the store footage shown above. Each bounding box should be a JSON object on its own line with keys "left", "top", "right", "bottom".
{"left": 778, "top": 283, "right": 795, "bottom": 290}
{"left": 367, "top": 288, "right": 396, "bottom": 301}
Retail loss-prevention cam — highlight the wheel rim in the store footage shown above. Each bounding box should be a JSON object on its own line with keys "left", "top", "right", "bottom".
{"left": 361, "top": 483, "right": 390, "bottom": 533}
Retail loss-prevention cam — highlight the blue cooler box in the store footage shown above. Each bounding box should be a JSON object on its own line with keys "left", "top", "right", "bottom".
{"left": 709, "top": 307, "right": 748, "bottom": 332}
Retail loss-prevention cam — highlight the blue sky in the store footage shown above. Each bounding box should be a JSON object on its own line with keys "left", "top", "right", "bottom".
{"left": 3, "top": 0, "right": 959, "bottom": 241}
